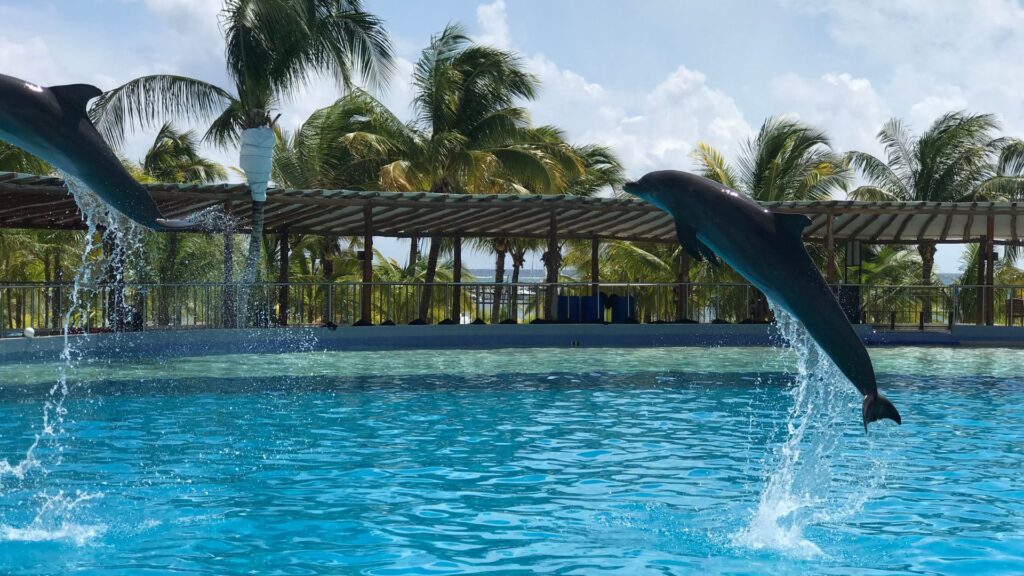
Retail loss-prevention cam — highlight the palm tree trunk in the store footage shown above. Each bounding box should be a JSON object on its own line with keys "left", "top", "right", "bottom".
{"left": 510, "top": 257, "right": 523, "bottom": 322}
{"left": 675, "top": 250, "right": 690, "bottom": 321}
{"left": 406, "top": 237, "right": 419, "bottom": 277}
{"left": 918, "top": 242, "right": 936, "bottom": 323}
{"left": 491, "top": 249, "right": 507, "bottom": 322}
{"left": 158, "top": 232, "right": 179, "bottom": 326}
{"left": 322, "top": 244, "right": 335, "bottom": 280}
{"left": 238, "top": 201, "right": 265, "bottom": 327}
{"left": 418, "top": 236, "right": 440, "bottom": 322}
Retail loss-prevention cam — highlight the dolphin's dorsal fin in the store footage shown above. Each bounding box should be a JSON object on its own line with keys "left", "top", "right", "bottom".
{"left": 48, "top": 84, "right": 103, "bottom": 112}
{"left": 676, "top": 221, "right": 720, "bottom": 267}
{"left": 773, "top": 212, "right": 812, "bottom": 239}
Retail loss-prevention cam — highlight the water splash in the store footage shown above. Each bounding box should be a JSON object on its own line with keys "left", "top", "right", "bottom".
{"left": 0, "top": 491, "right": 105, "bottom": 546}
{"left": 735, "top": 302, "right": 887, "bottom": 558}
{"left": 0, "top": 175, "right": 142, "bottom": 541}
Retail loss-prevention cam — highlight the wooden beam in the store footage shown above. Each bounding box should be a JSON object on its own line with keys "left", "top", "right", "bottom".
{"left": 452, "top": 236, "right": 462, "bottom": 323}
{"left": 913, "top": 211, "right": 941, "bottom": 242}
{"left": 545, "top": 212, "right": 559, "bottom": 321}
{"left": 939, "top": 212, "right": 956, "bottom": 242}
{"left": 825, "top": 213, "right": 835, "bottom": 284}
{"left": 986, "top": 215, "right": 995, "bottom": 326}
{"left": 360, "top": 205, "right": 373, "bottom": 324}
{"left": 869, "top": 213, "right": 901, "bottom": 242}
{"left": 591, "top": 237, "right": 600, "bottom": 297}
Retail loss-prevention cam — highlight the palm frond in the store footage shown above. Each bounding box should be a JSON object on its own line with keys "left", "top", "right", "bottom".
{"left": 89, "top": 75, "right": 237, "bottom": 148}
{"left": 690, "top": 142, "right": 739, "bottom": 189}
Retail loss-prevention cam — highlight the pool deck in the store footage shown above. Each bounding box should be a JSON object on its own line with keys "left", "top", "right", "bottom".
{"left": 3, "top": 323, "right": 1024, "bottom": 362}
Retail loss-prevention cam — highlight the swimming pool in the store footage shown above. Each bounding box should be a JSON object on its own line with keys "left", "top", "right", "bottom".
{"left": 1, "top": 345, "right": 1022, "bottom": 574}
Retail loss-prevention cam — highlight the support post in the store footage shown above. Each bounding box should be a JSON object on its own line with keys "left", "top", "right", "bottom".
{"left": 675, "top": 249, "right": 690, "bottom": 321}
{"left": 825, "top": 213, "right": 835, "bottom": 285}
{"left": 452, "top": 236, "right": 462, "bottom": 323}
{"left": 986, "top": 216, "right": 995, "bottom": 326}
{"left": 590, "top": 237, "right": 600, "bottom": 297}
{"left": 543, "top": 212, "right": 560, "bottom": 321}
{"left": 977, "top": 234, "right": 987, "bottom": 326}
{"left": 360, "top": 205, "right": 373, "bottom": 324}
{"left": 277, "top": 229, "right": 289, "bottom": 326}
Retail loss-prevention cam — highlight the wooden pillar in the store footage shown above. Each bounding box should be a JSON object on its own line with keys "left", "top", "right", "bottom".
{"left": 825, "top": 213, "right": 835, "bottom": 285}
{"left": 676, "top": 250, "right": 690, "bottom": 321}
{"left": 277, "top": 229, "right": 289, "bottom": 326}
{"left": 590, "top": 237, "right": 600, "bottom": 297}
{"left": 360, "top": 205, "right": 373, "bottom": 324}
{"left": 977, "top": 234, "right": 987, "bottom": 326}
{"left": 985, "top": 216, "right": 995, "bottom": 326}
{"left": 544, "top": 212, "right": 560, "bottom": 320}
{"left": 452, "top": 236, "right": 462, "bottom": 323}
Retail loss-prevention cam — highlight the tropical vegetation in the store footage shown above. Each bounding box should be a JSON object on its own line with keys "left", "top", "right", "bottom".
{"left": 3, "top": 9, "right": 1024, "bottom": 330}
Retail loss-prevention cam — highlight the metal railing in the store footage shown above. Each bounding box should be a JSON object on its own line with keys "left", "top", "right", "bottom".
{"left": 2, "top": 281, "right": 1023, "bottom": 336}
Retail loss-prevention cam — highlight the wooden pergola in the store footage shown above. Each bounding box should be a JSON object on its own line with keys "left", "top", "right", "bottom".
{"left": 3, "top": 172, "right": 1023, "bottom": 324}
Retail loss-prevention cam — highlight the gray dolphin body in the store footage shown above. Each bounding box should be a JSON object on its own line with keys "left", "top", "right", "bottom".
{"left": 625, "top": 170, "right": 901, "bottom": 429}
{"left": 0, "top": 73, "right": 189, "bottom": 229}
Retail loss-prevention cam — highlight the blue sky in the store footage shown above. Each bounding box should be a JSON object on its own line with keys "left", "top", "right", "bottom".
{"left": 3, "top": 0, "right": 1024, "bottom": 272}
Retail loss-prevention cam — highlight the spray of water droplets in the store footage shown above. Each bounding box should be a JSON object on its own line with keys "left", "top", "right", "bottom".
{"left": 734, "top": 301, "right": 891, "bottom": 558}
{"left": 0, "top": 175, "right": 148, "bottom": 543}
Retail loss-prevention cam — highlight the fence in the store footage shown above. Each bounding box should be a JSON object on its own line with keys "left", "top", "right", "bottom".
{"left": 2, "top": 281, "right": 1023, "bottom": 337}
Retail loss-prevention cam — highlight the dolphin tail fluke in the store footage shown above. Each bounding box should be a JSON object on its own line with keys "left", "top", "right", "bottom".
{"left": 862, "top": 394, "right": 902, "bottom": 430}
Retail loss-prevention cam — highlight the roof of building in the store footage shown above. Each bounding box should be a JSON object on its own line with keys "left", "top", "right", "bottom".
{"left": 3, "top": 172, "right": 1023, "bottom": 244}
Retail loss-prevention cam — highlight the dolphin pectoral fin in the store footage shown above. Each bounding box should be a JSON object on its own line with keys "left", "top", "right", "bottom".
{"left": 155, "top": 218, "right": 195, "bottom": 230}
{"left": 48, "top": 84, "right": 103, "bottom": 112}
{"left": 862, "top": 394, "right": 902, "bottom": 430}
{"left": 773, "top": 212, "right": 812, "bottom": 239}
{"left": 675, "top": 222, "right": 720, "bottom": 266}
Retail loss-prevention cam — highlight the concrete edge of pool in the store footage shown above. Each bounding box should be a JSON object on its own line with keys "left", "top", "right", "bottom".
{"left": 3, "top": 323, "right": 1024, "bottom": 362}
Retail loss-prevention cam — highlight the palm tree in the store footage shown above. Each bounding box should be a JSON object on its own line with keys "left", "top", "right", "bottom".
{"left": 142, "top": 123, "right": 227, "bottom": 184}
{"left": 91, "top": 0, "right": 394, "bottom": 325}
{"left": 0, "top": 142, "right": 50, "bottom": 174}
{"left": 136, "top": 124, "right": 226, "bottom": 325}
{"left": 690, "top": 117, "right": 850, "bottom": 320}
{"left": 692, "top": 117, "right": 849, "bottom": 201}
{"left": 847, "top": 112, "right": 1024, "bottom": 320}
{"left": 373, "top": 25, "right": 577, "bottom": 321}
{"left": 272, "top": 90, "right": 412, "bottom": 190}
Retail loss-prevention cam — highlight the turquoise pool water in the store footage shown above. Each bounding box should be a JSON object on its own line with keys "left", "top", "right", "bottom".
{"left": 1, "top": 345, "right": 1022, "bottom": 574}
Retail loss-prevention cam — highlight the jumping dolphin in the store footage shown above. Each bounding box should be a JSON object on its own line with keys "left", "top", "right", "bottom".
{"left": 624, "top": 170, "right": 901, "bottom": 429}
{"left": 0, "top": 73, "right": 190, "bottom": 229}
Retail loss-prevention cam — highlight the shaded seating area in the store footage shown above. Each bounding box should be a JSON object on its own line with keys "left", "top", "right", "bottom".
{"left": 5, "top": 172, "right": 1024, "bottom": 331}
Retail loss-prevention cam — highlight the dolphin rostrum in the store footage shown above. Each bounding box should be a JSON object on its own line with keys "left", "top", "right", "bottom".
{"left": 625, "top": 170, "right": 901, "bottom": 429}
{"left": 0, "top": 73, "right": 190, "bottom": 229}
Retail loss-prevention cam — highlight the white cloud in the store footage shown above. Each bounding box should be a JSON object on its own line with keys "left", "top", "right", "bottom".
{"left": 527, "top": 56, "right": 752, "bottom": 179}
{"left": 790, "top": 0, "right": 1024, "bottom": 139}
{"left": 770, "top": 72, "right": 890, "bottom": 155}
{"left": 908, "top": 86, "right": 968, "bottom": 130}
{"left": 138, "top": 0, "right": 224, "bottom": 61}
{"left": 474, "top": 5, "right": 752, "bottom": 180}
{"left": 0, "top": 36, "right": 64, "bottom": 85}
{"left": 475, "top": 0, "right": 510, "bottom": 50}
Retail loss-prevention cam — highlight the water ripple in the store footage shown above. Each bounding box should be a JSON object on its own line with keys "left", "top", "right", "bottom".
{"left": 0, "top": 348, "right": 1021, "bottom": 574}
